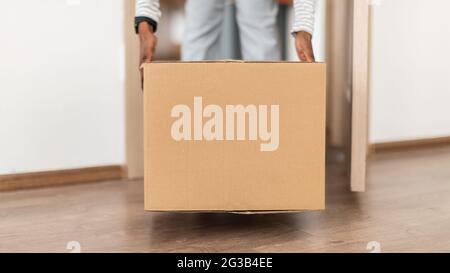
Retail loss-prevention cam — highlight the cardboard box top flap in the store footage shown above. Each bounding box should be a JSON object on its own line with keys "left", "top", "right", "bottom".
{"left": 145, "top": 60, "right": 326, "bottom": 65}
{"left": 145, "top": 209, "right": 323, "bottom": 214}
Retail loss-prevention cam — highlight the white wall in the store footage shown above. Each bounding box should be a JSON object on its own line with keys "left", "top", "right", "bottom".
{"left": 0, "top": 0, "right": 125, "bottom": 175}
{"left": 370, "top": 0, "right": 450, "bottom": 143}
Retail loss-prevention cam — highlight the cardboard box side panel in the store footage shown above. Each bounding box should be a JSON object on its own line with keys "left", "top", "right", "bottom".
{"left": 144, "top": 63, "right": 326, "bottom": 211}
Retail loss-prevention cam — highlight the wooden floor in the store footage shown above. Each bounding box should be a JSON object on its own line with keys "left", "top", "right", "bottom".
{"left": 1, "top": 146, "right": 450, "bottom": 253}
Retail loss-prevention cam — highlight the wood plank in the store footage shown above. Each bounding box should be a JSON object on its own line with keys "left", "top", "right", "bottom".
{"left": 350, "top": 0, "right": 370, "bottom": 192}
{"left": 0, "top": 166, "right": 124, "bottom": 192}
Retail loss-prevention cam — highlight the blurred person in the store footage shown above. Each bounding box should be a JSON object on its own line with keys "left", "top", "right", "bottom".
{"left": 135, "top": 0, "right": 315, "bottom": 69}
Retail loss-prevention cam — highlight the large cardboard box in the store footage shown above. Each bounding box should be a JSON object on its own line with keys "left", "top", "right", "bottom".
{"left": 143, "top": 62, "right": 326, "bottom": 212}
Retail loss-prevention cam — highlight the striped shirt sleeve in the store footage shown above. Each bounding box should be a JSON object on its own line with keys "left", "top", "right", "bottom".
{"left": 135, "top": 0, "right": 162, "bottom": 23}
{"left": 292, "top": 0, "right": 316, "bottom": 36}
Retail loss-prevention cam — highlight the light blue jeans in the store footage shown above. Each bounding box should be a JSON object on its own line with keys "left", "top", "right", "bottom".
{"left": 182, "top": 0, "right": 281, "bottom": 61}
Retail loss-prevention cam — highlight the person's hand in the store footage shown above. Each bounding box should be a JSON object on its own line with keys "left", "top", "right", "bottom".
{"left": 295, "top": 31, "right": 315, "bottom": 63}
{"left": 138, "top": 22, "right": 157, "bottom": 88}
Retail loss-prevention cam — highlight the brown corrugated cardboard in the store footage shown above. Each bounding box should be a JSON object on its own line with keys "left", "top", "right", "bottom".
{"left": 143, "top": 62, "right": 326, "bottom": 212}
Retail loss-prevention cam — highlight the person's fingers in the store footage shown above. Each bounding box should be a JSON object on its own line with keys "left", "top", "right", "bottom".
{"left": 140, "top": 54, "right": 152, "bottom": 66}
{"left": 304, "top": 47, "right": 315, "bottom": 63}
{"left": 138, "top": 34, "right": 156, "bottom": 90}
{"left": 297, "top": 44, "right": 315, "bottom": 63}
{"left": 139, "top": 55, "right": 152, "bottom": 90}
{"left": 141, "top": 54, "right": 152, "bottom": 66}
{"left": 296, "top": 45, "right": 309, "bottom": 62}
{"left": 139, "top": 59, "right": 150, "bottom": 70}
{"left": 297, "top": 49, "right": 306, "bottom": 62}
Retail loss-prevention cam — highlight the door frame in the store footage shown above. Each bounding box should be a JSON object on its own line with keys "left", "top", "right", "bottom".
{"left": 350, "top": 0, "right": 370, "bottom": 192}
{"left": 124, "top": 0, "right": 144, "bottom": 179}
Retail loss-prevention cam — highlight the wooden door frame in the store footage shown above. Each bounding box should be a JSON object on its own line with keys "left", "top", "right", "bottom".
{"left": 350, "top": 0, "right": 370, "bottom": 192}
{"left": 124, "top": 0, "right": 144, "bottom": 179}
